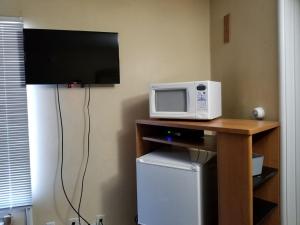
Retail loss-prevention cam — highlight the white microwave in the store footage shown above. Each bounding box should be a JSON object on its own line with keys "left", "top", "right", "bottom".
{"left": 149, "top": 81, "right": 222, "bottom": 120}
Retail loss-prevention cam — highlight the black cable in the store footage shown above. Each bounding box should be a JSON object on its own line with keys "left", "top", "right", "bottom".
{"left": 56, "top": 84, "right": 90, "bottom": 225}
{"left": 134, "top": 215, "right": 138, "bottom": 224}
{"left": 196, "top": 144, "right": 201, "bottom": 162}
{"left": 78, "top": 85, "right": 91, "bottom": 225}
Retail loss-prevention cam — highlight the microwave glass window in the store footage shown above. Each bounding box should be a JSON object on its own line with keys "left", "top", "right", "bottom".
{"left": 155, "top": 89, "right": 187, "bottom": 112}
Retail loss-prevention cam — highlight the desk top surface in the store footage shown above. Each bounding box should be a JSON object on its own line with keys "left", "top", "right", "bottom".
{"left": 136, "top": 118, "right": 279, "bottom": 135}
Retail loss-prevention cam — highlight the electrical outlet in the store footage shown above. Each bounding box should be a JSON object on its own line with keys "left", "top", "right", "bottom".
{"left": 69, "top": 217, "right": 80, "bottom": 225}
{"left": 45, "top": 222, "right": 55, "bottom": 225}
{"left": 95, "top": 215, "right": 104, "bottom": 225}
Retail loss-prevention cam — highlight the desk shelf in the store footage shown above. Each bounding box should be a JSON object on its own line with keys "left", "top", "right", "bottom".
{"left": 142, "top": 135, "right": 217, "bottom": 152}
{"left": 254, "top": 198, "right": 278, "bottom": 225}
{"left": 253, "top": 167, "right": 278, "bottom": 189}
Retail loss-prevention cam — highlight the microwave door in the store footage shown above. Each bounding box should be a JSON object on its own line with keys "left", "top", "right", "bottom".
{"left": 155, "top": 89, "right": 187, "bottom": 112}
{"left": 151, "top": 88, "right": 195, "bottom": 119}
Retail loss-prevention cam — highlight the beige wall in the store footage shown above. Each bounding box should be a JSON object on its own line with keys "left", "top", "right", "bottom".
{"left": 0, "top": 1, "right": 211, "bottom": 225}
{"left": 210, "top": 0, "right": 279, "bottom": 120}
{"left": 0, "top": 0, "right": 280, "bottom": 224}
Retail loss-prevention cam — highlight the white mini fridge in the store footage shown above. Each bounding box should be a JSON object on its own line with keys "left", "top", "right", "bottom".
{"left": 136, "top": 149, "right": 217, "bottom": 225}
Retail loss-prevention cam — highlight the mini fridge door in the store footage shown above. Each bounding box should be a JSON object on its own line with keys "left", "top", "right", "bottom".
{"left": 136, "top": 151, "right": 203, "bottom": 225}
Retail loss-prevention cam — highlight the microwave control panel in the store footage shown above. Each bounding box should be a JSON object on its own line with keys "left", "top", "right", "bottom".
{"left": 196, "top": 84, "right": 208, "bottom": 112}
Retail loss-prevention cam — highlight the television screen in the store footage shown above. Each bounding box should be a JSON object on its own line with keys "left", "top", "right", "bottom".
{"left": 23, "top": 29, "right": 120, "bottom": 84}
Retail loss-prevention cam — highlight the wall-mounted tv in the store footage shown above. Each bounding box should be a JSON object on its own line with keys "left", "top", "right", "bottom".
{"left": 23, "top": 29, "right": 120, "bottom": 85}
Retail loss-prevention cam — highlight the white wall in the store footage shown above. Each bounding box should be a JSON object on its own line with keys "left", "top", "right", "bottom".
{"left": 296, "top": 2, "right": 300, "bottom": 221}
{"left": 279, "top": 0, "right": 300, "bottom": 224}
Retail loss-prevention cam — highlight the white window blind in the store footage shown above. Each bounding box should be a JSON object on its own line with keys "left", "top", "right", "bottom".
{"left": 0, "top": 18, "right": 32, "bottom": 209}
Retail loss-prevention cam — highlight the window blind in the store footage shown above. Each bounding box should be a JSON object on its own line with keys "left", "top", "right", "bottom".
{"left": 0, "top": 18, "right": 32, "bottom": 209}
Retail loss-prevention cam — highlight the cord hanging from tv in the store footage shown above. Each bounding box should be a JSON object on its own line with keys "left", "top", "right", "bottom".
{"left": 23, "top": 29, "right": 120, "bottom": 85}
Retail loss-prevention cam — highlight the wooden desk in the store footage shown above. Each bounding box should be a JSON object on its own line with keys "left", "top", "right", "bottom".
{"left": 136, "top": 118, "right": 280, "bottom": 225}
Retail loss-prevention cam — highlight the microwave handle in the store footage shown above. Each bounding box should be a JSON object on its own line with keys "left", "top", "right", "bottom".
{"left": 150, "top": 89, "right": 156, "bottom": 113}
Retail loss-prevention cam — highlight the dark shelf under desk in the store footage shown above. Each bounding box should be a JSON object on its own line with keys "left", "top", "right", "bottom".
{"left": 254, "top": 197, "right": 277, "bottom": 225}
{"left": 142, "top": 135, "right": 217, "bottom": 152}
{"left": 253, "top": 167, "right": 278, "bottom": 189}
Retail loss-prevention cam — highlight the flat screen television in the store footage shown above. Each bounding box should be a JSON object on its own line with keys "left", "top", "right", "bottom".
{"left": 23, "top": 29, "right": 120, "bottom": 84}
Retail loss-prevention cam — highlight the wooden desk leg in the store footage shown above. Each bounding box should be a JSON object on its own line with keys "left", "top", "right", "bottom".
{"left": 217, "top": 133, "right": 253, "bottom": 225}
